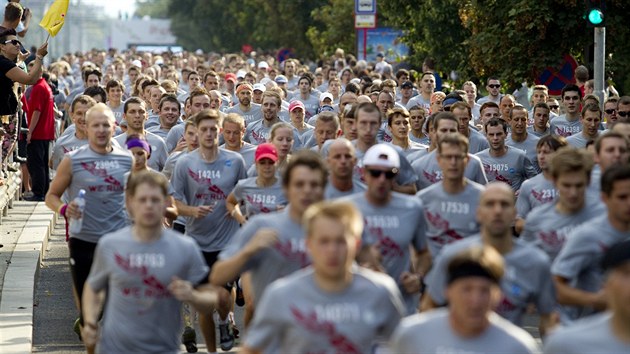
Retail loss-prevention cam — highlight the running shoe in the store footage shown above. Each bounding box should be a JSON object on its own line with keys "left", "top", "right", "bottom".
{"left": 181, "top": 325, "right": 198, "bottom": 353}
{"left": 218, "top": 322, "right": 235, "bottom": 351}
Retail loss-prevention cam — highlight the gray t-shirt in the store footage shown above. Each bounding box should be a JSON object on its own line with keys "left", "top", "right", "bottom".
{"left": 68, "top": 145, "right": 134, "bottom": 243}
{"left": 516, "top": 173, "right": 557, "bottom": 219}
{"left": 426, "top": 235, "right": 556, "bottom": 324}
{"left": 87, "top": 227, "right": 208, "bottom": 354}
{"left": 246, "top": 266, "right": 405, "bottom": 353}
{"left": 390, "top": 308, "right": 540, "bottom": 354}
{"left": 411, "top": 150, "right": 488, "bottom": 191}
{"left": 107, "top": 102, "right": 125, "bottom": 124}
{"left": 408, "top": 132, "right": 430, "bottom": 146}
{"left": 506, "top": 134, "right": 542, "bottom": 173}
{"left": 244, "top": 118, "right": 303, "bottom": 149}
{"left": 324, "top": 179, "right": 366, "bottom": 200}
{"left": 405, "top": 95, "right": 430, "bottom": 111}
{"left": 550, "top": 114, "right": 582, "bottom": 138}
{"left": 522, "top": 200, "right": 605, "bottom": 261}
{"left": 551, "top": 214, "right": 630, "bottom": 322}
{"left": 543, "top": 312, "right": 630, "bottom": 354}
{"left": 289, "top": 94, "right": 320, "bottom": 120}
{"left": 345, "top": 192, "right": 427, "bottom": 314}
{"left": 566, "top": 132, "right": 597, "bottom": 149}
{"left": 416, "top": 180, "right": 484, "bottom": 256}
{"left": 475, "top": 146, "right": 537, "bottom": 191}
{"left": 219, "top": 143, "right": 257, "bottom": 167}
{"left": 527, "top": 125, "right": 550, "bottom": 138}
{"left": 51, "top": 133, "right": 88, "bottom": 170}
{"left": 171, "top": 149, "right": 247, "bottom": 252}
{"left": 146, "top": 125, "right": 170, "bottom": 140}
{"left": 165, "top": 123, "right": 185, "bottom": 153}
{"left": 468, "top": 128, "right": 490, "bottom": 154}
{"left": 114, "top": 131, "right": 169, "bottom": 172}
{"left": 226, "top": 103, "right": 263, "bottom": 126}
{"left": 219, "top": 208, "right": 309, "bottom": 306}
{"left": 232, "top": 177, "right": 287, "bottom": 217}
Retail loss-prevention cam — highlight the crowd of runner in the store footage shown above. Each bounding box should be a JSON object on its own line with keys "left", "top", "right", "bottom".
{"left": 2, "top": 7, "right": 629, "bottom": 352}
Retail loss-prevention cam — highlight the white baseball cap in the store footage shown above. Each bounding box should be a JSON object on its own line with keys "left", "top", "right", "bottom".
{"left": 319, "top": 92, "right": 334, "bottom": 102}
{"left": 363, "top": 144, "right": 400, "bottom": 170}
{"left": 253, "top": 83, "right": 266, "bottom": 92}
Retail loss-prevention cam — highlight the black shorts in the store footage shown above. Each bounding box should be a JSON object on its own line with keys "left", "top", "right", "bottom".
{"left": 202, "top": 250, "right": 233, "bottom": 290}
{"left": 68, "top": 238, "right": 98, "bottom": 304}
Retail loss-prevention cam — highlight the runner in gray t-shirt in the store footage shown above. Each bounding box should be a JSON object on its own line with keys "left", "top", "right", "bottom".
{"left": 424, "top": 183, "right": 556, "bottom": 335}
{"left": 345, "top": 144, "right": 428, "bottom": 314}
{"left": 521, "top": 147, "right": 603, "bottom": 260}
{"left": 552, "top": 165, "right": 630, "bottom": 324}
{"left": 324, "top": 138, "right": 367, "bottom": 200}
{"left": 515, "top": 135, "right": 568, "bottom": 233}
{"left": 545, "top": 239, "right": 630, "bottom": 354}
{"left": 243, "top": 201, "right": 405, "bottom": 353}
{"left": 46, "top": 104, "right": 134, "bottom": 341}
{"left": 226, "top": 83, "right": 263, "bottom": 125}
{"left": 391, "top": 245, "right": 540, "bottom": 354}
{"left": 506, "top": 105, "right": 542, "bottom": 172}
{"left": 212, "top": 151, "right": 327, "bottom": 323}
{"left": 170, "top": 110, "right": 246, "bottom": 351}
{"left": 476, "top": 118, "right": 537, "bottom": 191}
{"left": 416, "top": 133, "right": 484, "bottom": 256}
{"left": 80, "top": 171, "right": 216, "bottom": 354}
{"left": 549, "top": 85, "right": 583, "bottom": 137}
{"left": 391, "top": 308, "right": 540, "bottom": 354}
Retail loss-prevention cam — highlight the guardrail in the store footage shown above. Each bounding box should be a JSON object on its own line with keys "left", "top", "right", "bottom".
{"left": 0, "top": 163, "right": 23, "bottom": 224}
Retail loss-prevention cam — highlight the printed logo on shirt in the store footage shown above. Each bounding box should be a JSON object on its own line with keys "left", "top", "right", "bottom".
{"left": 531, "top": 188, "right": 556, "bottom": 203}
{"left": 482, "top": 163, "right": 511, "bottom": 184}
{"left": 365, "top": 221, "right": 404, "bottom": 258}
{"left": 273, "top": 238, "right": 309, "bottom": 267}
{"left": 187, "top": 168, "right": 227, "bottom": 200}
{"left": 114, "top": 253, "right": 171, "bottom": 301}
{"left": 81, "top": 162, "right": 124, "bottom": 192}
{"left": 425, "top": 211, "right": 464, "bottom": 246}
{"left": 251, "top": 130, "right": 269, "bottom": 144}
{"left": 554, "top": 126, "right": 581, "bottom": 137}
{"left": 422, "top": 170, "right": 442, "bottom": 184}
{"left": 246, "top": 194, "right": 277, "bottom": 213}
{"left": 290, "top": 306, "right": 361, "bottom": 354}
{"left": 62, "top": 145, "right": 82, "bottom": 154}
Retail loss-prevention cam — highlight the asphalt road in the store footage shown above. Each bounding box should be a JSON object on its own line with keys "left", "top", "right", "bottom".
{"left": 32, "top": 219, "right": 244, "bottom": 353}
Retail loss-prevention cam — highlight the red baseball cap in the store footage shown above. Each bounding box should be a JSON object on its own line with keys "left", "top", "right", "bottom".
{"left": 225, "top": 73, "right": 237, "bottom": 82}
{"left": 255, "top": 143, "right": 278, "bottom": 162}
{"left": 289, "top": 100, "right": 305, "bottom": 112}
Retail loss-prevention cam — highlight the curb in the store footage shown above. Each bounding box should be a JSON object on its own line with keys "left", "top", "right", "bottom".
{"left": 0, "top": 203, "right": 57, "bottom": 354}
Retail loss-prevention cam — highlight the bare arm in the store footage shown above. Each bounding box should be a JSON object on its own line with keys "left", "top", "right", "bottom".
{"left": 514, "top": 217, "right": 525, "bottom": 235}
{"left": 210, "top": 229, "right": 278, "bottom": 286}
{"left": 392, "top": 182, "right": 417, "bottom": 195}
{"left": 45, "top": 156, "right": 74, "bottom": 214}
{"left": 226, "top": 192, "right": 246, "bottom": 225}
{"left": 240, "top": 347, "right": 261, "bottom": 354}
{"left": 538, "top": 312, "right": 559, "bottom": 338}
{"left": 17, "top": 9, "right": 31, "bottom": 37}
{"left": 168, "top": 278, "right": 218, "bottom": 314}
{"left": 164, "top": 195, "right": 178, "bottom": 221}
{"left": 81, "top": 283, "right": 104, "bottom": 352}
{"left": 27, "top": 110, "right": 40, "bottom": 144}
{"left": 174, "top": 199, "right": 212, "bottom": 218}
{"left": 6, "top": 43, "right": 47, "bottom": 85}
{"left": 553, "top": 275, "right": 607, "bottom": 310}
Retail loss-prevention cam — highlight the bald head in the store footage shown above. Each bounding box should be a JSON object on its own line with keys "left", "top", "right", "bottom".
{"left": 477, "top": 183, "right": 515, "bottom": 238}
{"left": 357, "top": 95, "right": 372, "bottom": 104}
{"left": 327, "top": 138, "right": 357, "bottom": 179}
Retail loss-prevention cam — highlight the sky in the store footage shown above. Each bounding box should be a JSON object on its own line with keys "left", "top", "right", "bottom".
{"left": 81, "top": 0, "right": 137, "bottom": 18}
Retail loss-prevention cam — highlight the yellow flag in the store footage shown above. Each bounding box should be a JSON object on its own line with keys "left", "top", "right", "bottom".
{"left": 39, "top": 0, "right": 69, "bottom": 37}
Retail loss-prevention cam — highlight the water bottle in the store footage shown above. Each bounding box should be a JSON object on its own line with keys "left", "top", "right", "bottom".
{"left": 69, "top": 189, "right": 86, "bottom": 234}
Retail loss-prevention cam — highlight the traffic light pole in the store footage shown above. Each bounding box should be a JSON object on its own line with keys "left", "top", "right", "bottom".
{"left": 594, "top": 27, "right": 605, "bottom": 108}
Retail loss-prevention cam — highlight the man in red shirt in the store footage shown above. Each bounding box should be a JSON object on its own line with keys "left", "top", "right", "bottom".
{"left": 26, "top": 71, "right": 55, "bottom": 201}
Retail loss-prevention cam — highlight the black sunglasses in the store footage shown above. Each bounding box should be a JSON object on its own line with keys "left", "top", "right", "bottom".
{"left": 605, "top": 109, "right": 617, "bottom": 115}
{"left": 549, "top": 105, "right": 559, "bottom": 109}
{"left": 366, "top": 168, "right": 397, "bottom": 179}
{"left": 3, "top": 39, "right": 21, "bottom": 47}
{"left": 618, "top": 111, "right": 630, "bottom": 117}
{"left": 488, "top": 84, "right": 501, "bottom": 89}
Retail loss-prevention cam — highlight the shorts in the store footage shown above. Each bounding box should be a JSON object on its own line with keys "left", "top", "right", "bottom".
{"left": 202, "top": 250, "right": 233, "bottom": 291}
{"left": 68, "top": 238, "right": 98, "bottom": 304}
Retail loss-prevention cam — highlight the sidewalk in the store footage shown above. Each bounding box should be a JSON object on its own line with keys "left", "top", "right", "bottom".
{"left": 0, "top": 201, "right": 57, "bottom": 354}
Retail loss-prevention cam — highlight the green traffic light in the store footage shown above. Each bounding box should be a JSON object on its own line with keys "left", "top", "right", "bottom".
{"left": 588, "top": 9, "right": 604, "bottom": 25}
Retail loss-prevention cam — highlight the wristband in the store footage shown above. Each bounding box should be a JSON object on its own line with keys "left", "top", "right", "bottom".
{"left": 58, "top": 203, "right": 67, "bottom": 216}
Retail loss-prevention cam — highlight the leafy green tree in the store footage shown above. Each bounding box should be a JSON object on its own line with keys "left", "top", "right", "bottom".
{"left": 134, "top": 0, "right": 170, "bottom": 18}
{"left": 306, "top": 0, "right": 356, "bottom": 60}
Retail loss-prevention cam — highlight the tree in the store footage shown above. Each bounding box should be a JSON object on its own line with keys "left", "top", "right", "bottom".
{"left": 381, "top": 0, "right": 630, "bottom": 94}
{"left": 306, "top": 0, "right": 356, "bottom": 60}
{"left": 134, "top": 0, "right": 170, "bottom": 18}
